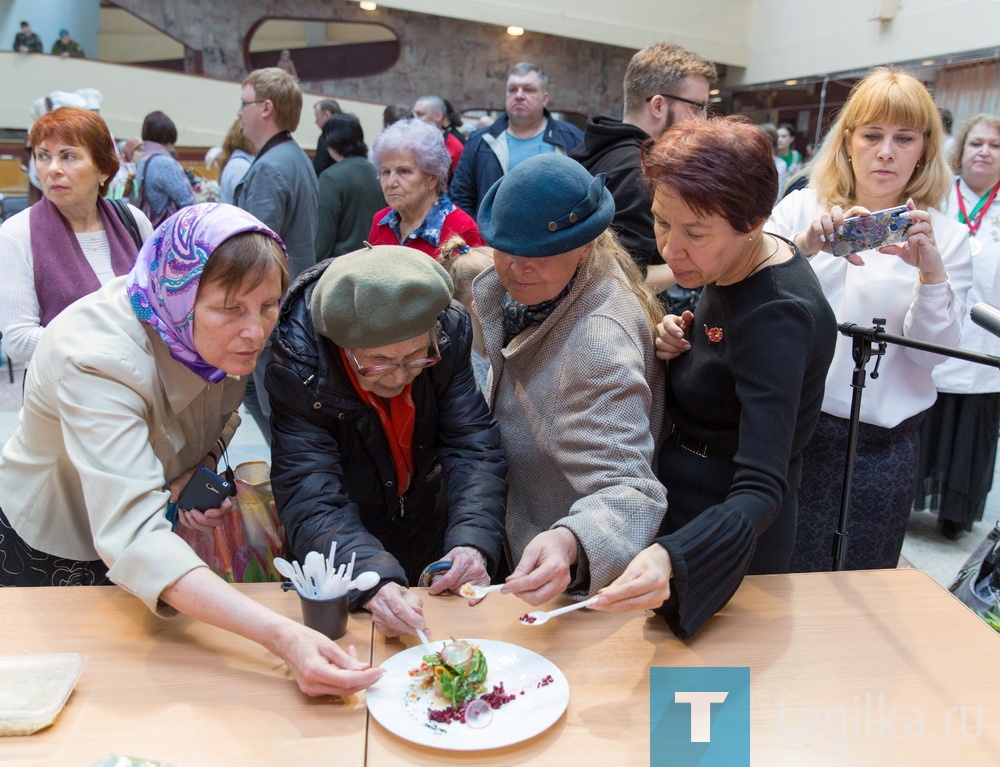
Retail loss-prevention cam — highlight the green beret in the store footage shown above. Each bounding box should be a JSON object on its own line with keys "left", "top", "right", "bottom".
{"left": 311, "top": 245, "right": 454, "bottom": 349}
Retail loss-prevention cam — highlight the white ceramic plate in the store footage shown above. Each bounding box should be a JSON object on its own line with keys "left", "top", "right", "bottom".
{"left": 366, "top": 638, "right": 569, "bottom": 751}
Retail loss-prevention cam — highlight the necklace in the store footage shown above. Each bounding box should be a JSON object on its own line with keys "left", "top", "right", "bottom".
{"left": 745, "top": 236, "right": 779, "bottom": 279}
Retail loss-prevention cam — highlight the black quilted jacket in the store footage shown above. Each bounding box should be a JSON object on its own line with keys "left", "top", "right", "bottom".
{"left": 265, "top": 259, "right": 508, "bottom": 608}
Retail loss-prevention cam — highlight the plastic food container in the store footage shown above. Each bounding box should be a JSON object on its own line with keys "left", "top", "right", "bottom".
{"left": 0, "top": 653, "right": 86, "bottom": 736}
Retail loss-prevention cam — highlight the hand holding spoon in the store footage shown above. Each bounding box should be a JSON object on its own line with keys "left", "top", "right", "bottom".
{"left": 459, "top": 583, "right": 505, "bottom": 600}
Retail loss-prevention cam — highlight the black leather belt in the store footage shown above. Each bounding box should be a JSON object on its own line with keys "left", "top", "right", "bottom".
{"left": 668, "top": 424, "right": 712, "bottom": 459}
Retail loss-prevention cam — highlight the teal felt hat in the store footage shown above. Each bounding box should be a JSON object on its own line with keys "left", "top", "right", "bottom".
{"left": 477, "top": 153, "right": 614, "bottom": 257}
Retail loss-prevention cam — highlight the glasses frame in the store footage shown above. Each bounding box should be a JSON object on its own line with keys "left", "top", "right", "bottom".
{"left": 347, "top": 336, "right": 441, "bottom": 378}
{"left": 645, "top": 93, "right": 709, "bottom": 114}
{"left": 239, "top": 99, "right": 267, "bottom": 110}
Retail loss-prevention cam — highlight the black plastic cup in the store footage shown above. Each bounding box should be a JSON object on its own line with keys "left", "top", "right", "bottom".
{"left": 299, "top": 593, "right": 349, "bottom": 640}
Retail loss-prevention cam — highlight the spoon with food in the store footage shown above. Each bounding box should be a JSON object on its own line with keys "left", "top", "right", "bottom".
{"left": 459, "top": 583, "right": 505, "bottom": 600}
{"left": 519, "top": 595, "right": 600, "bottom": 626}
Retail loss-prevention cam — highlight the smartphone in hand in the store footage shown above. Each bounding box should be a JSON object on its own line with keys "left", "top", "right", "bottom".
{"left": 177, "top": 465, "right": 235, "bottom": 512}
{"left": 829, "top": 205, "right": 911, "bottom": 257}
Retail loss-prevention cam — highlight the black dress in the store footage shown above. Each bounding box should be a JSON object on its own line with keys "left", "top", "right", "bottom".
{"left": 915, "top": 391, "right": 1000, "bottom": 532}
{"left": 653, "top": 247, "right": 837, "bottom": 639}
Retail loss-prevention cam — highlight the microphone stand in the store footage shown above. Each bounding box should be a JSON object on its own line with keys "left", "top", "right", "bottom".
{"left": 834, "top": 320, "right": 1000, "bottom": 571}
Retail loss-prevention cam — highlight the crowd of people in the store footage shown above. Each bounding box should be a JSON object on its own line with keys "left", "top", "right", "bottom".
{"left": 0, "top": 37, "right": 995, "bottom": 698}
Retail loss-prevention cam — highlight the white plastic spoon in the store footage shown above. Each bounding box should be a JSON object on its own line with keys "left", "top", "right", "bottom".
{"left": 274, "top": 557, "right": 299, "bottom": 585}
{"left": 519, "top": 595, "right": 600, "bottom": 626}
{"left": 459, "top": 583, "right": 505, "bottom": 600}
{"left": 275, "top": 557, "right": 309, "bottom": 595}
{"left": 344, "top": 552, "right": 356, "bottom": 591}
{"left": 347, "top": 570, "right": 380, "bottom": 593}
{"left": 304, "top": 551, "right": 325, "bottom": 597}
{"left": 415, "top": 628, "right": 436, "bottom": 655}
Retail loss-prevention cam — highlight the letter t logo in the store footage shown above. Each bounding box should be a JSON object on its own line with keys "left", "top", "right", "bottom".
{"left": 674, "top": 691, "right": 729, "bottom": 742}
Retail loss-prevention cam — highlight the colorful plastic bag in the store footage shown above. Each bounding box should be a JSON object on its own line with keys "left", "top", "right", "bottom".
{"left": 176, "top": 461, "right": 285, "bottom": 583}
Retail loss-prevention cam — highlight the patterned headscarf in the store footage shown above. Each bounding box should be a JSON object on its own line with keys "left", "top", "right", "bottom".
{"left": 125, "top": 203, "right": 286, "bottom": 382}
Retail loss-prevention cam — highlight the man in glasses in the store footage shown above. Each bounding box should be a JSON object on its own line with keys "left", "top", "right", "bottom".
{"left": 235, "top": 67, "right": 319, "bottom": 441}
{"left": 266, "top": 245, "right": 507, "bottom": 639}
{"left": 571, "top": 42, "right": 716, "bottom": 312}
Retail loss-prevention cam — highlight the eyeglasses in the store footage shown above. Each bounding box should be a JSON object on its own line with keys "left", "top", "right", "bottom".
{"left": 645, "top": 93, "right": 709, "bottom": 114}
{"left": 347, "top": 338, "right": 441, "bottom": 378}
{"left": 239, "top": 99, "right": 266, "bottom": 110}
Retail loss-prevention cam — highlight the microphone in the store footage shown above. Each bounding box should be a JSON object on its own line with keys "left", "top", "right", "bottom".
{"left": 971, "top": 302, "right": 1000, "bottom": 338}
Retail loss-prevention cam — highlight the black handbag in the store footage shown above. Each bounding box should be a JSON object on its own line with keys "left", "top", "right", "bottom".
{"left": 948, "top": 520, "right": 1000, "bottom": 614}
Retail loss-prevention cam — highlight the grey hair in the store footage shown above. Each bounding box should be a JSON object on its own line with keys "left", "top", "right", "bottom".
{"left": 415, "top": 95, "right": 446, "bottom": 114}
{"left": 369, "top": 118, "right": 451, "bottom": 192}
{"left": 508, "top": 62, "right": 548, "bottom": 91}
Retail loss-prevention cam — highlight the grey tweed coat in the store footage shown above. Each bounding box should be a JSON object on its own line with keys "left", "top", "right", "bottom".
{"left": 473, "top": 255, "right": 667, "bottom": 594}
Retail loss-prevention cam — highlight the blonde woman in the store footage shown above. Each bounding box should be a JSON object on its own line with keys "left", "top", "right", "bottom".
{"left": 437, "top": 235, "right": 493, "bottom": 388}
{"left": 767, "top": 68, "right": 973, "bottom": 571}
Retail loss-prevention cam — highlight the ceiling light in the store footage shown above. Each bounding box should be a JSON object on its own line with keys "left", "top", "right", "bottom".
{"left": 359, "top": 1, "right": 377, "bottom": 10}
{"left": 921, "top": 59, "right": 936, "bottom": 66}
{"left": 709, "top": 89, "right": 720, "bottom": 96}
{"left": 784, "top": 79, "right": 799, "bottom": 86}
{"left": 507, "top": 26, "right": 524, "bottom": 36}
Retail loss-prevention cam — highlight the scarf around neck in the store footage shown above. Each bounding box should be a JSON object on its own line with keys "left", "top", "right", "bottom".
{"left": 501, "top": 275, "right": 576, "bottom": 345}
{"left": 30, "top": 195, "right": 139, "bottom": 326}
{"left": 340, "top": 348, "right": 416, "bottom": 495}
{"left": 125, "top": 202, "right": 286, "bottom": 382}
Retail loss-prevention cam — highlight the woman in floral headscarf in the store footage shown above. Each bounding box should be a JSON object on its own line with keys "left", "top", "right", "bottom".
{"left": 0, "top": 203, "right": 384, "bottom": 697}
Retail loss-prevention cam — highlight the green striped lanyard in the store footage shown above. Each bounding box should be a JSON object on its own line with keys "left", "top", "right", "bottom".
{"left": 956, "top": 179, "right": 1000, "bottom": 237}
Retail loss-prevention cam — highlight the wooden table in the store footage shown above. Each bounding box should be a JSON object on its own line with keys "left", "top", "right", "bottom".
{"left": 369, "top": 569, "right": 1000, "bottom": 766}
{"left": 1, "top": 583, "right": 372, "bottom": 767}
{"left": 3, "top": 570, "right": 999, "bottom": 765}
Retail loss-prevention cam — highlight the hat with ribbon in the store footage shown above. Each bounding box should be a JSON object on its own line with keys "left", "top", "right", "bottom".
{"left": 477, "top": 153, "right": 614, "bottom": 258}
{"left": 311, "top": 245, "right": 454, "bottom": 349}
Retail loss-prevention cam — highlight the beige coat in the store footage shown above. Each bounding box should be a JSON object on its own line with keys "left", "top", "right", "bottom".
{"left": 0, "top": 277, "right": 243, "bottom": 614}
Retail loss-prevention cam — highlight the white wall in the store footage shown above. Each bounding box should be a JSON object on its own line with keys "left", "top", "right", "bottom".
{"left": 0, "top": 52, "right": 387, "bottom": 150}
{"left": 1, "top": 0, "right": 100, "bottom": 58}
{"left": 737, "top": 0, "right": 1000, "bottom": 85}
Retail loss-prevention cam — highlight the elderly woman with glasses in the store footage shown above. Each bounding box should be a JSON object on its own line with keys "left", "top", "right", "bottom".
{"left": 266, "top": 245, "right": 507, "bottom": 638}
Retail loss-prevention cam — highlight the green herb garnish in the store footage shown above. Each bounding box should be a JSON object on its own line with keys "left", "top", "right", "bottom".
{"left": 422, "top": 639, "right": 488, "bottom": 708}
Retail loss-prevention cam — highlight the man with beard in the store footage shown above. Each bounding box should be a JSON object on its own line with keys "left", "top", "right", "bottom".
{"left": 570, "top": 43, "right": 716, "bottom": 311}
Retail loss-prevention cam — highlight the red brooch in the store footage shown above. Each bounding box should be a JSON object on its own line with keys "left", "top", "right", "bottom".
{"left": 704, "top": 325, "right": 723, "bottom": 343}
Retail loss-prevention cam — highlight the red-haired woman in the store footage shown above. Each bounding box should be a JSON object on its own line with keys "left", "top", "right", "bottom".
{"left": 0, "top": 107, "right": 153, "bottom": 363}
{"left": 595, "top": 116, "right": 837, "bottom": 639}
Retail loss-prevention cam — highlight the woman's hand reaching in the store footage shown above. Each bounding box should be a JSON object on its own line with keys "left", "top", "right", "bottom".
{"left": 594, "top": 543, "right": 673, "bottom": 613}
{"left": 655, "top": 311, "right": 694, "bottom": 361}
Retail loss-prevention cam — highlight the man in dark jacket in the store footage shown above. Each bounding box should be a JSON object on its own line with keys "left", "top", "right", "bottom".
{"left": 266, "top": 246, "right": 507, "bottom": 638}
{"left": 450, "top": 62, "right": 583, "bottom": 217}
{"left": 570, "top": 43, "right": 716, "bottom": 312}
{"left": 13, "top": 21, "right": 42, "bottom": 52}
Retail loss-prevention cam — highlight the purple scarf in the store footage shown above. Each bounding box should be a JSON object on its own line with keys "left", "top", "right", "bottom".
{"left": 125, "top": 203, "right": 286, "bottom": 382}
{"left": 30, "top": 196, "right": 139, "bottom": 326}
